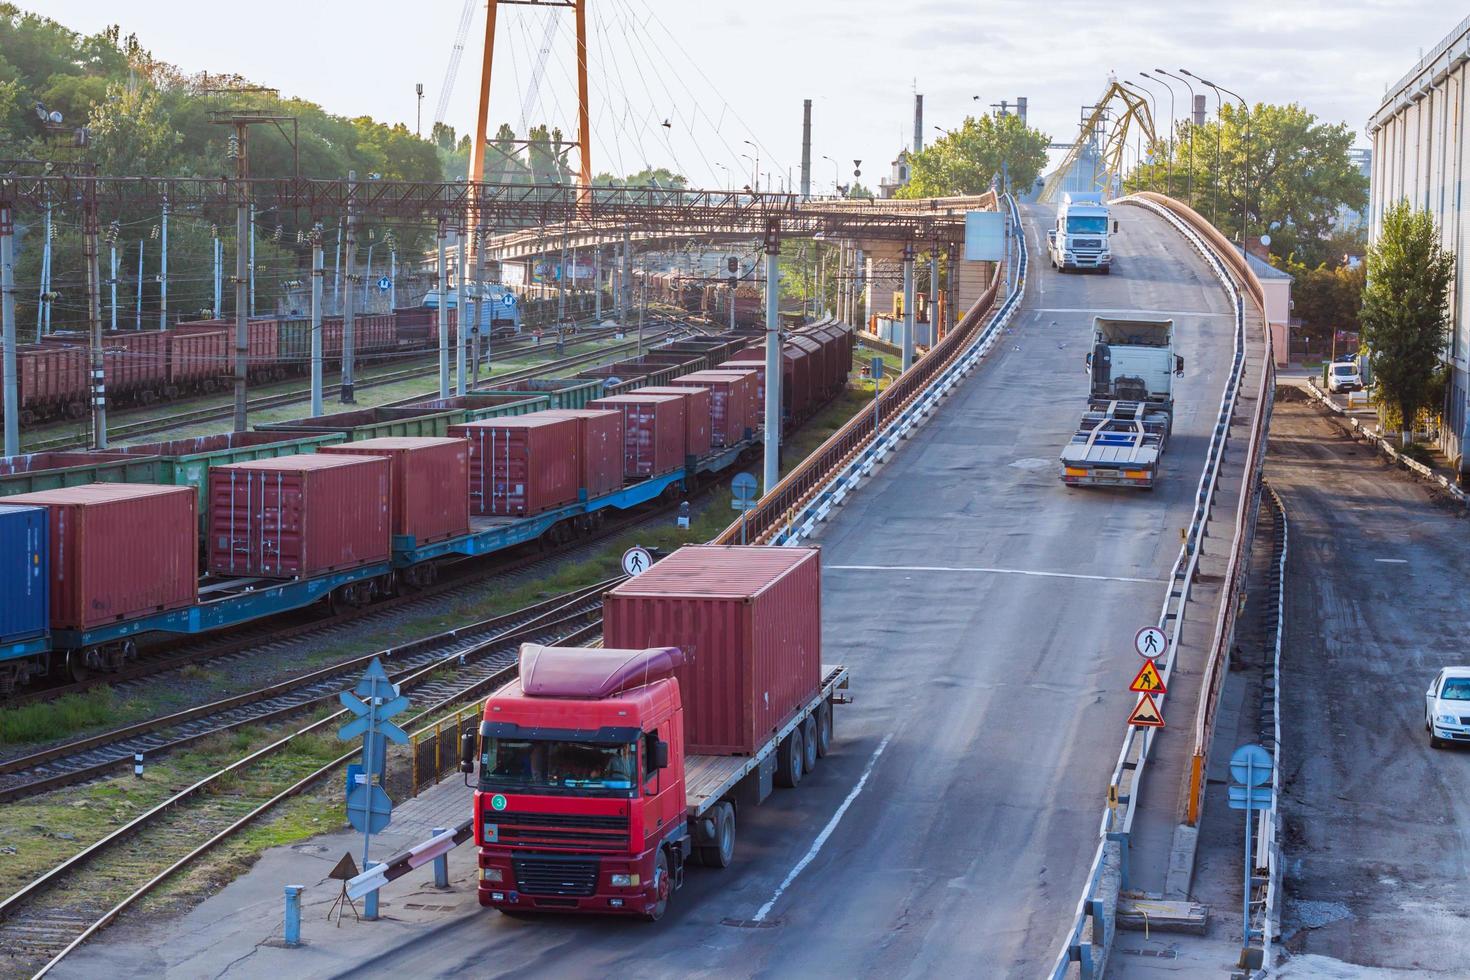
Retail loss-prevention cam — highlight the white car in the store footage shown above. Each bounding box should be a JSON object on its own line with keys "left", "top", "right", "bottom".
{"left": 1328, "top": 360, "right": 1363, "bottom": 393}
{"left": 1425, "top": 667, "right": 1470, "bottom": 748}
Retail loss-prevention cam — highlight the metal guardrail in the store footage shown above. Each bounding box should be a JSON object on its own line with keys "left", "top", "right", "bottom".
{"left": 1048, "top": 193, "right": 1267, "bottom": 979}
{"left": 1256, "top": 482, "right": 1288, "bottom": 971}
{"left": 711, "top": 190, "right": 1007, "bottom": 546}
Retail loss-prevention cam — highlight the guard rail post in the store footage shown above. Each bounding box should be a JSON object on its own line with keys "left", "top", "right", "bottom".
{"left": 363, "top": 862, "right": 381, "bottom": 920}
{"left": 283, "top": 884, "right": 303, "bottom": 946}
{"left": 432, "top": 827, "right": 450, "bottom": 888}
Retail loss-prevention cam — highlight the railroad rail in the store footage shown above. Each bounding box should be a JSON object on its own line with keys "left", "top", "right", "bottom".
{"left": 0, "top": 583, "right": 620, "bottom": 980}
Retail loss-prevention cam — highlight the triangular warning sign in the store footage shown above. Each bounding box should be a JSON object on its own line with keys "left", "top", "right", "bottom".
{"left": 328, "top": 853, "right": 360, "bottom": 881}
{"left": 1129, "top": 659, "right": 1167, "bottom": 695}
{"left": 1128, "top": 693, "right": 1165, "bottom": 728}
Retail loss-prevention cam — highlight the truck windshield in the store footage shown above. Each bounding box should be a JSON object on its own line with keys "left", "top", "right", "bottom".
{"left": 480, "top": 738, "right": 637, "bottom": 796}
{"left": 1066, "top": 216, "right": 1109, "bottom": 234}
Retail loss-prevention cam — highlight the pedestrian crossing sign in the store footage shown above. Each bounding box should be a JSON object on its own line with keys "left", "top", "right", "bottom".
{"left": 1129, "top": 659, "right": 1166, "bottom": 695}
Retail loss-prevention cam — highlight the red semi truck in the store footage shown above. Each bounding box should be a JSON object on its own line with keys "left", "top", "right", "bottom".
{"left": 458, "top": 545, "right": 849, "bottom": 920}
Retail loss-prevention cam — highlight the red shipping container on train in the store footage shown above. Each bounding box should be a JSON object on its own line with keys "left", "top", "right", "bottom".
{"left": 319, "top": 437, "right": 469, "bottom": 546}
{"left": 671, "top": 369, "right": 756, "bottom": 447}
{"left": 448, "top": 416, "right": 581, "bottom": 517}
{"left": 602, "top": 545, "right": 822, "bottom": 756}
{"left": 5, "top": 483, "right": 198, "bottom": 630}
{"left": 586, "top": 393, "right": 686, "bottom": 478}
{"left": 741, "top": 341, "right": 813, "bottom": 419}
{"left": 633, "top": 386, "right": 712, "bottom": 458}
{"left": 207, "top": 454, "right": 391, "bottom": 578}
{"left": 717, "top": 360, "right": 766, "bottom": 424}
{"left": 536, "top": 410, "right": 625, "bottom": 499}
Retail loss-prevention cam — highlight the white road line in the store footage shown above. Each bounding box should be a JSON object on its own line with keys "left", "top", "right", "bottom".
{"left": 1030, "top": 307, "right": 1234, "bottom": 317}
{"left": 750, "top": 732, "right": 893, "bottom": 923}
{"left": 1374, "top": 558, "right": 1408, "bottom": 564}
{"left": 827, "top": 564, "right": 1165, "bottom": 584}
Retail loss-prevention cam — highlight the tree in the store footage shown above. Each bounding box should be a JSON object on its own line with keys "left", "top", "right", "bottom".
{"left": 1278, "top": 255, "right": 1365, "bottom": 352}
{"left": 898, "top": 113, "right": 1049, "bottom": 199}
{"left": 1359, "top": 201, "right": 1454, "bottom": 444}
{"left": 1129, "top": 103, "right": 1366, "bottom": 264}
{"left": 86, "top": 79, "right": 180, "bottom": 176}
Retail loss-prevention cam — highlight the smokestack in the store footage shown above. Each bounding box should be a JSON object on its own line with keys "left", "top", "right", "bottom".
{"left": 914, "top": 94, "right": 924, "bottom": 152}
{"left": 800, "top": 99, "right": 812, "bottom": 200}
{"left": 1193, "top": 93, "right": 1206, "bottom": 127}
{"left": 1016, "top": 97, "right": 1028, "bottom": 126}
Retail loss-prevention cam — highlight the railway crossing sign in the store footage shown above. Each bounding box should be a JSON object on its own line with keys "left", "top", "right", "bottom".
{"left": 1134, "top": 626, "right": 1167, "bottom": 659}
{"left": 339, "top": 659, "right": 409, "bottom": 851}
{"left": 1129, "top": 659, "right": 1167, "bottom": 695}
{"left": 622, "top": 546, "right": 652, "bottom": 576}
{"left": 1127, "top": 693, "right": 1165, "bottom": 728}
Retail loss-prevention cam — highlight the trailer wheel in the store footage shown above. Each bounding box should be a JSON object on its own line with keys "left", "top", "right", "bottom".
{"left": 775, "top": 727, "right": 804, "bottom": 788}
{"left": 801, "top": 715, "right": 818, "bottom": 775}
{"left": 698, "top": 802, "right": 736, "bottom": 868}
{"left": 643, "top": 848, "right": 671, "bottom": 922}
{"left": 815, "top": 701, "right": 833, "bottom": 757}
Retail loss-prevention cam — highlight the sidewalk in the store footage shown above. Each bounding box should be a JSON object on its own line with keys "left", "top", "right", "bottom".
{"left": 54, "top": 777, "right": 485, "bottom": 979}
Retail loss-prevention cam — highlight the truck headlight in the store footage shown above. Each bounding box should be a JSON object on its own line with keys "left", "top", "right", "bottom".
{"left": 481, "top": 867, "right": 504, "bottom": 883}
{"left": 610, "top": 873, "right": 641, "bottom": 887}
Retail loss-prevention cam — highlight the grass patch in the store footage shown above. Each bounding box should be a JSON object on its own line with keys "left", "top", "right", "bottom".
{"left": 0, "top": 687, "right": 119, "bottom": 745}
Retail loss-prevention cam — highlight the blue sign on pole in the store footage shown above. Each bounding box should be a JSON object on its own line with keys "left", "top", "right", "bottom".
{"left": 1228, "top": 743, "right": 1275, "bottom": 947}
{"left": 338, "top": 658, "right": 410, "bottom": 866}
{"left": 346, "top": 784, "right": 394, "bottom": 834}
{"left": 501, "top": 293, "right": 516, "bottom": 307}
{"left": 377, "top": 276, "right": 392, "bottom": 292}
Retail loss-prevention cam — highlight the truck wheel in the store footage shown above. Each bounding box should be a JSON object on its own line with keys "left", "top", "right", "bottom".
{"left": 815, "top": 701, "right": 833, "bottom": 757}
{"left": 775, "top": 728, "right": 804, "bottom": 788}
{"left": 644, "top": 849, "right": 671, "bottom": 921}
{"left": 699, "top": 802, "right": 736, "bottom": 869}
{"left": 801, "top": 715, "right": 818, "bottom": 774}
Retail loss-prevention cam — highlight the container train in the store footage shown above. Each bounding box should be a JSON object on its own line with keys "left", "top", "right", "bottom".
{"left": 0, "top": 322, "right": 853, "bottom": 695}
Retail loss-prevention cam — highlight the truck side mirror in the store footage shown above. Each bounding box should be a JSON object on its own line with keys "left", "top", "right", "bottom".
{"left": 459, "top": 732, "right": 476, "bottom": 774}
{"left": 653, "top": 740, "right": 670, "bottom": 771}
{"left": 1113, "top": 220, "right": 1119, "bottom": 234}
{"left": 1175, "top": 355, "right": 1185, "bottom": 376}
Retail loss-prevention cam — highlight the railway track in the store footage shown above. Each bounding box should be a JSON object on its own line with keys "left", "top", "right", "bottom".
{"left": 0, "top": 585, "right": 614, "bottom": 980}
{"left": 21, "top": 317, "right": 696, "bottom": 452}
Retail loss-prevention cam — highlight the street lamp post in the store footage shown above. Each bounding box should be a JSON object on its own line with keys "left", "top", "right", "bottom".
{"left": 717, "top": 163, "right": 731, "bottom": 191}
{"left": 1157, "top": 68, "right": 1196, "bottom": 208}
{"left": 1139, "top": 73, "right": 1174, "bottom": 197}
{"left": 821, "top": 155, "right": 840, "bottom": 195}
{"left": 742, "top": 139, "right": 760, "bottom": 192}
{"left": 1203, "top": 78, "right": 1252, "bottom": 251}
{"left": 1181, "top": 70, "right": 1224, "bottom": 229}
{"left": 1122, "top": 81, "right": 1158, "bottom": 193}
{"left": 740, "top": 153, "right": 757, "bottom": 194}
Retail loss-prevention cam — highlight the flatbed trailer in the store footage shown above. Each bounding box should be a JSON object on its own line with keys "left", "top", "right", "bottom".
{"left": 1059, "top": 400, "right": 1169, "bottom": 489}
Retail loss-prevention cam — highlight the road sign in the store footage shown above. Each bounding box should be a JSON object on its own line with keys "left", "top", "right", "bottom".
{"left": 1227, "top": 785, "right": 1274, "bottom": 810}
{"left": 621, "top": 546, "right": 652, "bottom": 576}
{"left": 731, "top": 498, "right": 758, "bottom": 511}
{"left": 1229, "top": 743, "right": 1273, "bottom": 787}
{"left": 731, "top": 472, "right": 758, "bottom": 502}
{"left": 346, "top": 783, "right": 393, "bottom": 834}
{"left": 1134, "top": 626, "right": 1167, "bottom": 659}
{"left": 1129, "top": 659, "right": 1167, "bottom": 695}
{"left": 1127, "top": 693, "right": 1165, "bottom": 728}
{"left": 377, "top": 276, "right": 391, "bottom": 292}
{"left": 502, "top": 293, "right": 516, "bottom": 307}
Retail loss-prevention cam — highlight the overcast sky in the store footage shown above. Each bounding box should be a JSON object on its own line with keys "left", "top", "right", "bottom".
{"left": 37, "top": 0, "right": 1462, "bottom": 192}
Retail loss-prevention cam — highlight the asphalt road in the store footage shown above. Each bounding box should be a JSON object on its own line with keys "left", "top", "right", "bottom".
{"left": 1271, "top": 392, "right": 1470, "bottom": 973}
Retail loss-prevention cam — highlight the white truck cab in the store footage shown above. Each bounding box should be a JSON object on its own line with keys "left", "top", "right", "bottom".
{"left": 1048, "top": 192, "right": 1114, "bottom": 273}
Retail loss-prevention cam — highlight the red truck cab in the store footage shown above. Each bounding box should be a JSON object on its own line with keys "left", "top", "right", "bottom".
{"left": 468, "top": 644, "right": 691, "bottom": 919}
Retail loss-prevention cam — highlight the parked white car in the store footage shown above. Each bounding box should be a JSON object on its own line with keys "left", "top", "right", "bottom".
{"left": 1328, "top": 360, "right": 1363, "bottom": 393}
{"left": 1425, "top": 667, "right": 1470, "bottom": 748}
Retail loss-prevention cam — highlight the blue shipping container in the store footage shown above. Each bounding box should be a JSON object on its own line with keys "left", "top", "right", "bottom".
{"left": 0, "top": 504, "right": 49, "bottom": 645}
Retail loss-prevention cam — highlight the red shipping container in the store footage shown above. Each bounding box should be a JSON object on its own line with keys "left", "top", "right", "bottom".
{"left": 672, "top": 370, "right": 756, "bottom": 447}
{"left": 319, "top": 437, "right": 469, "bottom": 545}
{"left": 586, "top": 394, "right": 686, "bottom": 478}
{"left": 718, "top": 360, "right": 766, "bottom": 425}
{"left": 166, "top": 329, "right": 229, "bottom": 388}
{"left": 447, "top": 416, "right": 580, "bottom": 517}
{"left": 635, "top": 387, "right": 712, "bottom": 459}
{"left": 537, "top": 410, "right": 625, "bottom": 499}
{"left": 5, "top": 483, "right": 197, "bottom": 630}
{"left": 208, "top": 454, "right": 391, "bottom": 578}
{"left": 788, "top": 336, "right": 826, "bottom": 400}
{"left": 603, "top": 545, "right": 822, "bottom": 756}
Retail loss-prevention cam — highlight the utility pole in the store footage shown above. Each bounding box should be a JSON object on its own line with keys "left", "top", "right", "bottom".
{"left": 929, "top": 244, "right": 940, "bottom": 344}
{"left": 232, "top": 121, "right": 250, "bottom": 432}
{"left": 107, "top": 222, "right": 118, "bottom": 334}
{"left": 1, "top": 201, "right": 17, "bottom": 457}
{"left": 436, "top": 219, "right": 449, "bottom": 398}
{"left": 761, "top": 220, "right": 782, "bottom": 495}
{"left": 593, "top": 247, "right": 602, "bottom": 321}
{"left": 415, "top": 82, "right": 424, "bottom": 137}
{"left": 310, "top": 224, "right": 324, "bottom": 416}
{"left": 472, "top": 226, "right": 486, "bottom": 382}
{"left": 621, "top": 232, "right": 631, "bottom": 324}
{"left": 454, "top": 225, "right": 466, "bottom": 396}
{"left": 636, "top": 255, "right": 645, "bottom": 356}
{"left": 83, "top": 181, "right": 106, "bottom": 449}
{"left": 135, "top": 240, "right": 143, "bottom": 330}
{"left": 901, "top": 243, "right": 916, "bottom": 371}
{"left": 38, "top": 195, "right": 52, "bottom": 338}
{"left": 213, "top": 229, "right": 222, "bottom": 316}
{"left": 341, "top": 170, "right": 358, "bottom": 404}
{"left": 248, "top": 202, "right": 256, "bottom": 317}
{"left": 557, "top": 216, "right": 568, "bottom": 324}
{"left": 159, "top": 194, "right": 169, "bottom": 330}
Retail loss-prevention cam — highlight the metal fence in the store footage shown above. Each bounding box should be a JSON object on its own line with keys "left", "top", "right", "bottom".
{"left": 408, "top": 703, "right": 483, "bottom": 799}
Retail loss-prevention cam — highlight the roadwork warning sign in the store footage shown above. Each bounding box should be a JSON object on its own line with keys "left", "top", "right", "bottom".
{"left": 1128, "top": 693, "right": 1165, "bottom": 728}
{"left": 1129, "top": 659, "right": 1167, "bottom": 695}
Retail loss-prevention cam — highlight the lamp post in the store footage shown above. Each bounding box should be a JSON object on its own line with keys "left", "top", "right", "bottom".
{"left": 1180, "top": 70, "right": 1223, "bottom": 228}
{"left": 1157, "top": 68, "right": 1196, "bottom": 208}
{"left": 1201, "top": 77, "right": 1251, "bottom": 251}
{"left": 1122, "top": 81, "right": 1157, "bottom": 193}
{"left": 1139, "top": 73, "right": 1174, "bottom": 197}
{"left": 821, "top": 155, "right": 840, "bottom": 195}
{"left": 717, "top": 163, "right": 731, "bottom": 191}
{"left": 743, "top": 139, "right": 760, "bottom": 192}
{"left": 741, "top": 153, "right": 757, "bottom": 194}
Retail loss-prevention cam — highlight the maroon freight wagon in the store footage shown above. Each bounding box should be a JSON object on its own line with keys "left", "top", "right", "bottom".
{"left": 535, "top": 409, "right": 624, "bottom": 499}
{"left": 5, "top": 483, "right": 197, "bottom": 630}
{"left": 586, "top": 393, "right": 687, "bottom": 478}
{"left": 634, "top": 386, "right": 712, "bottom": 459}
{"left": 447, "top": 416, "right": 581, "bottom": 517}
{"left": 9, "top": 344, "right": 87, "bottom": 423}
{"left": 671, "top": 369, "right": 756, "bottom": 447}
{"left": 166, "top": 328, "right": 229, "bottom": 393}
{"left": 207, "top": 454, "right": 391, "bottom": 578}
{"left": 176, "top": 320, "right": 282, "bottom": 381}
{"left": 319, "top": 437, "right": 470, "bottom": 546}
{"left": 603, "top": 545, "right": 823, "bottom": 756}
{"left": 717, "top": 360, "right": 766, "bottom": 425}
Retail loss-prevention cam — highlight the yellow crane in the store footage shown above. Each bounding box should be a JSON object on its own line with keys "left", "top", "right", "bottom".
{"left": 1042, "top": 78, "right": 1156, "bottom": 203}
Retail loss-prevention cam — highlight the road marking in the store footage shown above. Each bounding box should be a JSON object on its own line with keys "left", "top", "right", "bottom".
{"left": 1031, "top": 307, "right": 1234, "bottom": 318}
{"left": 827, "top": 564, "right": 1165, "bottom": 584}
{"left": 1374, "top": 558, "right": 1408, "bottom": 564}
{"left": 751, "top": 732, "right": 893, "bottom": 923}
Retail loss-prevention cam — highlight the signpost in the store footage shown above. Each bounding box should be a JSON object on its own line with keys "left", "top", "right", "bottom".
{"left": 338, "top": 658, "right": 409, "bottom": 875}
{"left": 376, "top": 275, "right": 391, "bottom": 292}
{"left": 731, "top": 472, "right": 758, "bottom": 544}
{"left": 621, "top": 546, "right": 652, "bottom": 577}
{"left": 1134, "top": 626, "right": 1167, "bottom": 659}
{"left": 1228, "top": 743, "right": 1275, "bottom": 962}
{"left": 1127, "top": 693, "right": 1165, "bottom": 728}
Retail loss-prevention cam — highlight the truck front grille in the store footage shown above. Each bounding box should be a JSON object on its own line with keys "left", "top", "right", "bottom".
{"left": 513, "top": 855, "right": 600, "bottom": 897}
{"left": 493, "top": 810, "right": 629, "bottom": 850}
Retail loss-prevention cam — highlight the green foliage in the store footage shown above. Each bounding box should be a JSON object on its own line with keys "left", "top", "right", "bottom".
{"left": 1276, "top": 255, "right": 1365, "bottom": 338}
{"left": 1360, "top": 201, "right": 1454, "bottom": 440}
{"left": 846, "top": 181, "right": 874, "bottom": 200}
{"left": 898, "top": 113, "right": 1050, "bottom": 199}
{"left": 1128, "top": 102, "right": 1366, "bottom": 263}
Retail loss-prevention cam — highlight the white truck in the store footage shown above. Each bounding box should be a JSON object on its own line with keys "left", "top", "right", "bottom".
{"left": 1047, "top": 191, "right": 1114, "bottom": 273}
{"left": 1060, "top": 316, "right": 1183, "bottom": 489}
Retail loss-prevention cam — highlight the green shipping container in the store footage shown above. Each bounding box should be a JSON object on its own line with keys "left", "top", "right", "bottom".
{"left": 111, "top": 431, "right": 349, "bottom": 512}
{"left": 405, "top": 393, "right": 551, "bottom": 422}
{"left": 487, "top": 377, "right": 604, "bottom": 410}
{"left": 256, "top": 406, "right": 472, "bottom": 440}
{"left": 0, "top": 452, "right": 169, "bottom": 497}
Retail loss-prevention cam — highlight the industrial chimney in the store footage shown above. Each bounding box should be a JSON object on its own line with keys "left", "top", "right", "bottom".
{"left": 914, "top": 94, "right": 924, "bottom": 152}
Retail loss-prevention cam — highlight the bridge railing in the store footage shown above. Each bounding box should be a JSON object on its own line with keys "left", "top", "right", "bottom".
{"left": 1048, "top": 192, "right": 1275, "bottom": 978}
{"left": 711, "top": 190, "right": 1004, "bottom": 546}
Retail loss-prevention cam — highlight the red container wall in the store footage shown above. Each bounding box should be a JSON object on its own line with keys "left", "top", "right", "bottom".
{"left": 40, "top": 331, "right": 168, "bottom": 398}
{"left": 176, "top": 321, "right": 280, "bottom": 378}
{"left": 167, "top": 329, "right": 229, "bottom": 386}
{"left": 788, "top": 336, "right": 826, "bottom": 402}
{"left": 673, "top": 371, "right": 755, "bottom": 447}
{"left": 718, "top": 361, "right": 766, "bottom": 425}
{"left": 536, "top": 410, "right": 624, "bottom": 499}
{"left": 320, "top": 437, "right": 469, "bottom": 545}
{"left": 586, "top": 395, "right": 686, "bottom": 478}
{"left": 603, "top": 545, "right": 822, "bottom": 756}
{"left": 634, "top": 387, "right": 712, "bottom": 459}
{"left": 5, "top": 483, "right": 197, "bottom": 630}
{"left": 448, "top": 417, "right": 580, "bottom": 517}
{"left": 207, "top": 454, "right": 391, "bottom": 578}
